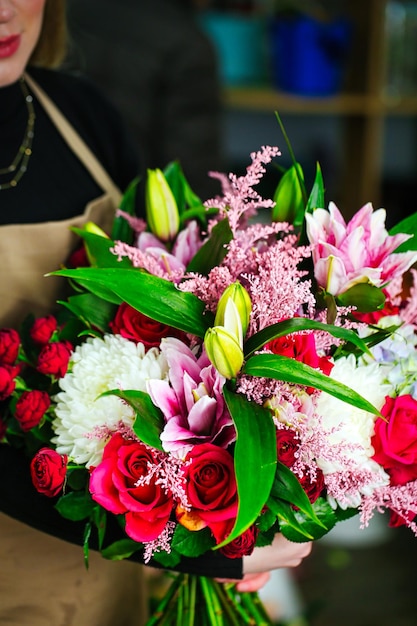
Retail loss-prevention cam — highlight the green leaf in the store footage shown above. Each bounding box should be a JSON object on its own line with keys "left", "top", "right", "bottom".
{"left": 50, "top": 267, "right": 213, "bottom": 338}
{"left": 243, "top": 353, "right": 381, "bottom": 415}
{"left": 337, "top": 283, "right": 386, "bottom": 312}
{"left": 171, "top": 525, "right": 215, "bottom": 558}
{"left": 244, "top": 317, "right": 370, "bottom": 358}
{"left": 150, "top": 548, "right": 181, "bottom": 569}
{"left": 58, "top": 293, "right": 117, "bottom": 333}
{"left": 92, "top": 505, "right": 107, "bottom": 550}
{"left": 186, "top": 218, "right": 233, "bottom": 275}
{"left": 271, "top": 462, "right": 323, "bottom": 525}
{"left": 101, "top": 538, "right": 142, "bottom": 560}
{"left": 100, "top": 389, "right": 164, "bottom": 450}
{"left": 389, "top": 211, "right": 417, "bottom": 251}
{"left": 277, "top": 498, "right": 339, "bottom": 542}
{"left": 70, "top": 229, "right": 133, "bottom": 268}
{"left": 306, "top": 162, "right": 325, "bottom": 215}
{"left": 268, "top": 499, "right": 315, "bottom": 540}
{"left": 111, "top": 177, "right": 138, "bottom": 243}
{"left": 216, "top": 386, "right": 277, "bottom": 548}
{"left": 55, "top": 491, "right": 95, "bottom": 521}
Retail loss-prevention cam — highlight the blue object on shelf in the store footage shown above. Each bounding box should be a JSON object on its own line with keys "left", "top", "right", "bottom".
{"left": 199, "top": 11, "right": 267, "bottom": 86}
{"left": 270, "top": 16, "right": 352, "bottom": 96}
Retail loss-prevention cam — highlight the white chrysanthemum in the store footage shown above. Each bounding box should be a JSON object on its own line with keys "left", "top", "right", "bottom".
{"left": 52, "top": 334, "right": 168, "bottom": 467}
{"left": 314, "top": 354, "right": 391, "bottom": 474}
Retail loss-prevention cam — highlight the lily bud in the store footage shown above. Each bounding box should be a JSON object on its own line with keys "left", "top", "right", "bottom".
{"left": 83, "top": 221, "right": 109, "bottom": 238}
{"left": 272, "top": 162, "right": 305, "bottom": 225}
{"left": 82, "top": 221, "right": 109, "bottom": 265}
{"left": 214, "top": 282, "right": 252, "bottom": 337}
{"left": 204, "top": 326, "right": 244, "bottom": 380}
{"left": 145, "top": 168, "right": 180, "bottom": 242}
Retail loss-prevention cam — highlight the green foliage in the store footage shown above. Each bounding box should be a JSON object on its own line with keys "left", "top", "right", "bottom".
{"left": 217, "top": 386, "right": 277, "bottom": 548}
{"left": 243, "top": 353, "right": 381, "bottom": 415}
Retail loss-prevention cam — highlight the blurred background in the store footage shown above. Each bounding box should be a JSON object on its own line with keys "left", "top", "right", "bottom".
{"left": 66, "top": 1, "right": 417, "bottom": 623}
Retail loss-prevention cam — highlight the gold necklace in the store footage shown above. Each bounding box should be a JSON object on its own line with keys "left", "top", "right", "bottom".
{"left": 0, "top": 77, "right": 36, "bottom": 190}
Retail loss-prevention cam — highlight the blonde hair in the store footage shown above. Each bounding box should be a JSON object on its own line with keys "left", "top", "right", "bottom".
{"left": 30, "top": 0, "right": 68, "bottom": 68}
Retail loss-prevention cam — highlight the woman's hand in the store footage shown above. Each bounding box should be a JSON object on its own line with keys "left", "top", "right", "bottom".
{"left": 217, "top": 534, "right": 313, "bottom": 593}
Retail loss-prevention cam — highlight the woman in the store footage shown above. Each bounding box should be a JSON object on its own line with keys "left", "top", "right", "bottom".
{"left": 0, "top": 1, "right": 312, "bottom": 624}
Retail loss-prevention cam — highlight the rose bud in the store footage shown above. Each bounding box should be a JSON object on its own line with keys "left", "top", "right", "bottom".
{"left": 37, "top": 341, "right": 72, "bottom": 378}
{"left": 204, "top": 326, "right": 244, "bottom": 380}
{"left": 215, "top": 282, "right": 252, "bottom": 338}
{"left": 15, "top": 390, "right": 51, "bottom": 432}
{"left": 30, "top": 315, "right": 58, "bottom": 345}
{"left": 0, "top": 328, "right": 20, "bottom": 364}
{"left": 145, "top": 168, "right": 179, "bottom": 242}
{"left": 0, "top": 364, "right": 19, "bottom": 400}
{"left": 30, "top": 448, "right": 67, "bottom": 497}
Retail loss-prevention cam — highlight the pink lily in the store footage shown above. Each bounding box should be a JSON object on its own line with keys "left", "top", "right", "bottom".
{"left": 306, "top": 202, "right": 417, "bottom": 296}
{"left": 146, "top": 337, "right": 236, "bottom": 458}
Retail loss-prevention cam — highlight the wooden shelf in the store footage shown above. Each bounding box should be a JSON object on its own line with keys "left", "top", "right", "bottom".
{"left": 225, "top": 87, "right": 417, "bottom": 117}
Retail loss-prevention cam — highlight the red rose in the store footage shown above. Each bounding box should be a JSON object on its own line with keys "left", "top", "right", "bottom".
{"left": 372, "top": 395, "right": 417, "bottom": 485}
{"left": 388, "top": 509, "right": 416, "bottom": 529}
{"left": 219, "top": 524, "right": 258, "bottom": 559}
{"left": 276, "top": 428, "right": 299, "bottom": 467}
{"left": 15, "top": 390, "right": 51, "bottom": 432}
{"left": 89, "top": 433, "right": 173, "bottom": 542}
{"left": 37, "top": 341, "right": 72, "bottom": 378}
{"left": 182, "top": 444, "right": 238, "bottom": 543}
{"left": 298, "top": 468, "right": 325, "bottom": 504}
{"left": 30, "top": 448, "right": 67, "bottom": 497}
{"left": 0, "top": 328, "right": 20, "bottom": 364}
{"left": 268, "top": 331, "right": 333, "bottom": 376}
{"left": 0, "top": 364, "right": 19, "bottom": 400}
{"left": 110, "top": 303, "right": 180, "bottom": 348}
{"left": 67, "top": 243, "right": 89, "bottom": 268}
{"left": 30, "top": 315, "right": 58, "bottom": 345}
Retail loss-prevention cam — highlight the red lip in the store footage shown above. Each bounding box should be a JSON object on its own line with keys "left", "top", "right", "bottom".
{"left": 0, "top": 35, "right": 20, "bottom": 59}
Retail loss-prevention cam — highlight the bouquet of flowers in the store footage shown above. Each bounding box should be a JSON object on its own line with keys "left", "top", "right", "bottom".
{"left": 2, "top": 137, "right": 417, "bottom": 625}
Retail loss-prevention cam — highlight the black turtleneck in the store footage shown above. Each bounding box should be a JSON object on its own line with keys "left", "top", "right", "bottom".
{"left": 0, "top": 66, "right": 143, "bottom": 224}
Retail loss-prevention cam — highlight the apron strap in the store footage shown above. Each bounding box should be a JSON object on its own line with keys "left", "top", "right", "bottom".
{"left": 24, "top": 72, "right": 122, "bottom": 208}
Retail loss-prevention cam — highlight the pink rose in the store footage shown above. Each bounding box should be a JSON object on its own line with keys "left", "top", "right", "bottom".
{"left": 181, "top": 443, "right": 238, "bottom": 543}
{"left": 15, "top": 390, "right": 51, "bottom": 432}
{"left": 30, "top": 315, "right": 58, "bottom": 345}
{"left": 89, "top": 433, "right": 173, "bottom": 543}
{"left": 372, "top": 395, "right": 417, "bottom": 486}
{"left": 110, "top": 302, "right": 182, "bottom": 348}
{"left": 0, "top": 364, "right": 19, "bottom": 400}
{"left": 0, "top": 328, "right": 20, "bottom": 365}
{"left": 30, "top": 448, "right": 67, "bottom": 497}
{"left": 37, "top": 341, "right": 72, "bottom": 378}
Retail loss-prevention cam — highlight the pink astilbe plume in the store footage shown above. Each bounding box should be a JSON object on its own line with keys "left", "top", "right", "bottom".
{"left": 205, "top": 146, "right": 281, "bottom": 235}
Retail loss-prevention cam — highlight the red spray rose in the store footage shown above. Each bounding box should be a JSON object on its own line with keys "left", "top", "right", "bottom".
{"left": 67, "top": 243, "right": 89, "bottom": 268}
{"left": 0, "top": 364, "right": 19, "bottom": 400}
{"left": 372, "top": 395, "right": 417, "bottom": 486}
{"left": 298, "top": 468, "right": 325, "bottom": 504}
{"left": 30, "top": 315, "right": 58, "bottom": 345}
{"left": 268, "top": 331, "right": 333, "bottom": 376}
{"left": 276, "top": 428, "right": 300, "bottom": 467}
{"left": 0, "top": 328, "right": 20, "bottom": 364}
{"left": 180, "top": 443, "right": 238, "bottom": 543}
{"left": 110, "top": 302, "right": 179, "bottom": 348}
{"left": 15, "top": 390, "right": 51, "bottom": 432}
{"left": 89, "top": 433, "right": 173, "bottom": 543}
{"left": 219, "top": 524, "right": 258, "bottom": 559}
{"left": 37, "top": 341, "right": 72, "bottom": 378}
{"left": 30, "top": 448, "right": 67, "bottom": 497}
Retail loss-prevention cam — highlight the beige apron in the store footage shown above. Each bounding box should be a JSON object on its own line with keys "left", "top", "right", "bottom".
{"left": 0, "top": 76, "right": 148, "bottom": 626}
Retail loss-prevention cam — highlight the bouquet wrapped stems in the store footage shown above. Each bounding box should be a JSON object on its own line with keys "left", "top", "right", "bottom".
{"left": 147, "top": 573, "right": 274, "bottom": 626}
